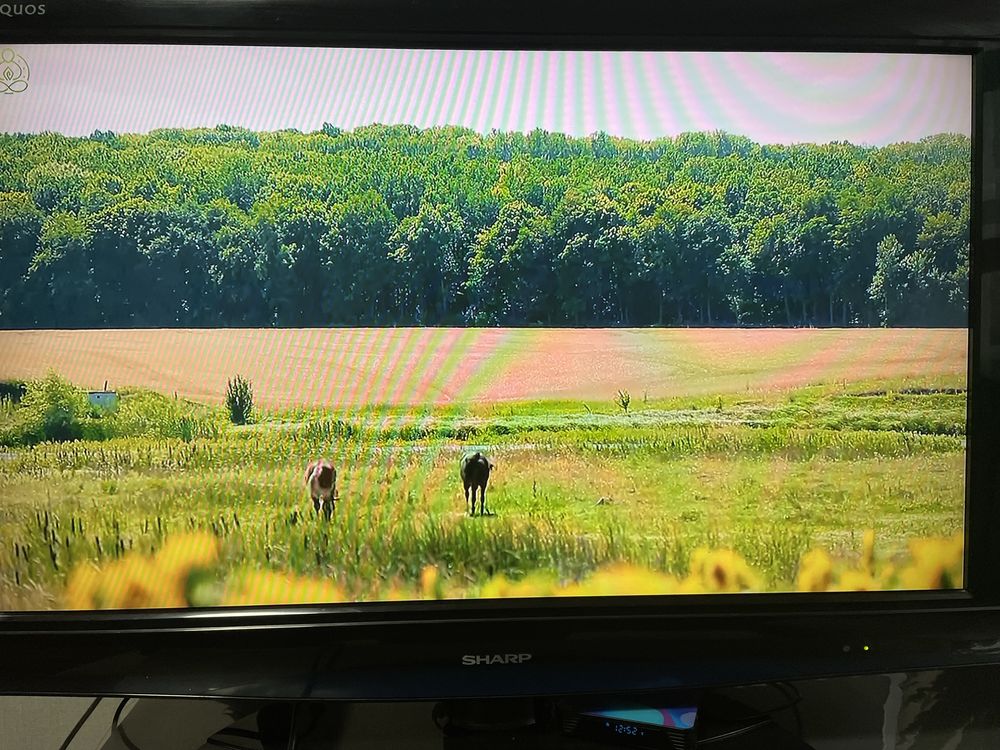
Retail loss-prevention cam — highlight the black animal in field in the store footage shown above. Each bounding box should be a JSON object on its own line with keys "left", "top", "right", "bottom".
{"left": 460, "top": 451, "right": 494, "bottom": 517}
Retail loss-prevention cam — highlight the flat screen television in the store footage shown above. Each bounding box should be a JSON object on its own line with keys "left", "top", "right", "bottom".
{"left": 1, "top": 0, "right": 1000, "bottom": 702}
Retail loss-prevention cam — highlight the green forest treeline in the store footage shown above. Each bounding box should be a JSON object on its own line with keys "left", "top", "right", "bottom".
{"left": 0, "top": 124, "right": 970, "bottom": 328}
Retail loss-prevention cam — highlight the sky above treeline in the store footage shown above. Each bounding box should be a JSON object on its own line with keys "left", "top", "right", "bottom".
{"left": 1, "top": 45, "right": 971, "bottom": 146}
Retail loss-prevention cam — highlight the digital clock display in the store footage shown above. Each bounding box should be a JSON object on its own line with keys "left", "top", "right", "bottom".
{"left": 584, "top": 705, "right": 697, "bottom": 730}
{"left": 610, "top": 720, "right": 644, "bottom": 737}
{"left": 568, "top": 705, "right": 696, "bottom": 750}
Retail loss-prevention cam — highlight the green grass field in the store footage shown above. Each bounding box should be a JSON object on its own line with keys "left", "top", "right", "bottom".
{"left": 0, "top": 329, "right": 967, "bottom": 610}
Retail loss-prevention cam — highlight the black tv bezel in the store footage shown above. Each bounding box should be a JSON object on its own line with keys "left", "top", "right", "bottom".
{"left": 1, "top": 0, "right": 999, "bottom": 700}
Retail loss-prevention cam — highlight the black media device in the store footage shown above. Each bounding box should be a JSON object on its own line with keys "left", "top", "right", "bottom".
{"left": 560, "top": 701, "right": 699, "bottom": 750}
{"left": 1, "top": 0, "right": 1000, "bottom": 704}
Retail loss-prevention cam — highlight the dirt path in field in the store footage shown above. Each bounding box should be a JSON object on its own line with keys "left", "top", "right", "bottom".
{"left": 0, "top": 327, "right": 966, "bottom": 408}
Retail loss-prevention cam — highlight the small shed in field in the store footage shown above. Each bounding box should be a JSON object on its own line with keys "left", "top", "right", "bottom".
{"left": 88, "top": 380, "right": 118, "bottom": 410}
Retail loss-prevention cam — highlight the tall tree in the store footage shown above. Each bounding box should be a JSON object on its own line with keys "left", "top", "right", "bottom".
{"left": 466, "top": 201, "right": 553, "bottom": 325}
{"left": 0, "top": 192, "right": 43, "bottom": 326}
{"left": 321, "top": 191, "right": 398, "bottom": 324}
{"left": 390, "top": 203, "right": 466, "bottom": 324}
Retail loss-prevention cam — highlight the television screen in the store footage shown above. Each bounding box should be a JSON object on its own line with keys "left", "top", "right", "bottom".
{"left": 0, "top": 46, "right": 971, "bottom": 612}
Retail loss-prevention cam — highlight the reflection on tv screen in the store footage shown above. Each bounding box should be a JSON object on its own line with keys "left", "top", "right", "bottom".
{"left": 0, "top": 46, "right": 970, "bottom": 611}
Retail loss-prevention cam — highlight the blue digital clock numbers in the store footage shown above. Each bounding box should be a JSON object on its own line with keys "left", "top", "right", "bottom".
{"left": 609, "top": 721, "right": 643, "bottom": 737}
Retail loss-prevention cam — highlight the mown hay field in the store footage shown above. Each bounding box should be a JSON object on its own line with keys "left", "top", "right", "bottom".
{"left": 0, "top": 327, "right": 967, "bottom": 406}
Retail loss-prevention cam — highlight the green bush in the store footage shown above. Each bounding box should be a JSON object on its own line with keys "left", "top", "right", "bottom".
{"left": 9, "top": 372, "right": 90, "bottom": 444}
{"left": 226, "top": 375, "right": 254, "bottom": 425}
{"left": 107, "top": 390, "right": 221, "bottom": 441}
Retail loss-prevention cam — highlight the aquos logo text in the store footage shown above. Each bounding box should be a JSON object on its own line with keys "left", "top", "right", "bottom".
{"left": 461, "top": 653, "right": 533, "bottom": 666}
{"left": 0, "top": 4, "right": 46, "bottom": 17}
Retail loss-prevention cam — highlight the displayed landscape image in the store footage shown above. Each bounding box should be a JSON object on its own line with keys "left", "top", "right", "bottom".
{"left": 0, "top": 48, "right": 969, "bottom": 610}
